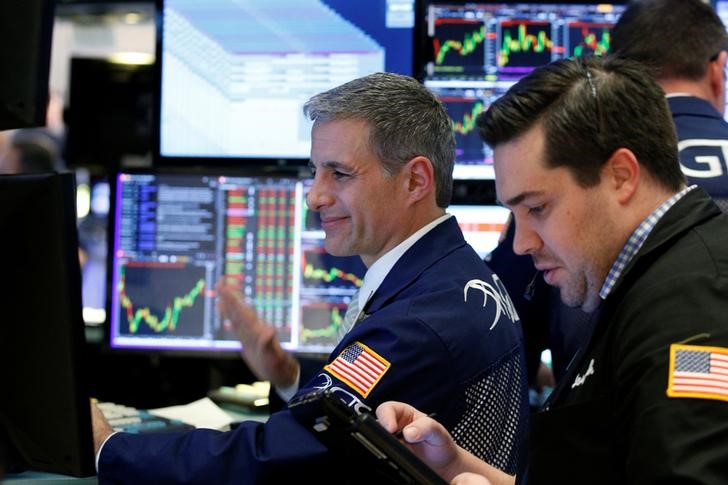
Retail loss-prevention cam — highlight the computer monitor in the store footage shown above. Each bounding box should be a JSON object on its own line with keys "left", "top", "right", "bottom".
{"left": 420, "top": 1, "right": 626, "bottom": 179}
{"left": 156, "top": 0, "right": 419, "bottom": 165}
{"left": 0, "top": 0, "right": 55, "bottom": 130}
{"left": 0, "top": 172, "right": 95, "bottom": 477}
{"left": 107, "top": 169, "right": 367, "bottom": 355}
{"left": 64, "top": 57, "right": 154, "bottom": 169}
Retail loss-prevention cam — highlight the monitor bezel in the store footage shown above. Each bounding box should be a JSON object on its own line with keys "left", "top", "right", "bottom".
{"left": 0, "top": 172, "right": 95, "bottom": 477}
{"left": 417, "top": 0, "right": 627, "bottom": 181}
{"left": 104, "top": 165, "right": 341, "bottom": 359}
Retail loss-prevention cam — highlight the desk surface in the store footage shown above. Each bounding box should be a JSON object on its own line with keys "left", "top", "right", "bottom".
{"left": 3, "top": 405, "right": 268, "bottom": 484}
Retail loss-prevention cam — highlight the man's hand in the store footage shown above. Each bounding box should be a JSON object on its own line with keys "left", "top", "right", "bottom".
{"left": 376, "top": 401, "right": 460, "bottom": 475}
{"left": 90, "top": 400, "right": 114, "bottom": 454}
{"left": 452, "top": 473, "right": 494, "bottom": 485}
{"left": 376, "top": 401, "right": 512, "bottom": 485}
{"left": 216, "top": 281, "right": 299, "bottom": 388}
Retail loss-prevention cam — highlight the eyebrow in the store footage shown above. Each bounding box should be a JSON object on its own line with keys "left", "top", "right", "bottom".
{"left": 502, "top": 190, "right": 546, "bottom": 208}
{"left": 309, "top": 160, "right": 351, "bottom": 171}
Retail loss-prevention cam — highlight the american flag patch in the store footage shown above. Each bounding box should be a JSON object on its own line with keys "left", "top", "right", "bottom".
{"left": 324, "top": 341, "right": 390, "bottom": 397}
{"left": 667, "top": 343, "right": 728, "bottom": 402}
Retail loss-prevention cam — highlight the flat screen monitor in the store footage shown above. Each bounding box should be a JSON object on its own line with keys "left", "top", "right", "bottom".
{"left": 0, "top": 172, "right": 95, "bottom": 477}
{"left": 420, "top": 1, "right": 626, "bottom": 179}
{"left": 156, "top": 0, "right": 418, "bottom": 164}
{"left": 64, "top": 57, "right": 154, "bottom": 169}
{"left": 108, "top": 169, "right": 368, "bottom": 355}
{"left": 0, "top": 0, "right": 54, "bottom": 130}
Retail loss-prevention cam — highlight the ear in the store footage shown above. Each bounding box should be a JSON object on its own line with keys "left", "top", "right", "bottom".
{"left": 603, "top": 148, "right": 640, "bottom": 205}
{"left": 708, "top": 51, "right": 727, "bottom": 106}
{"left": 403, "top": 155, "right": 435, "bottom": 203}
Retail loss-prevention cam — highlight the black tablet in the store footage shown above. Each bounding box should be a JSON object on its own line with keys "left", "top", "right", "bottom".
{"left": 289, "top": 389, "right": 447, "bottom": 485}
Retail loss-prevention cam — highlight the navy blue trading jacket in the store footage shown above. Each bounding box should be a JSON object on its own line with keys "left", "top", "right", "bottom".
{"left": 97, "top": 216, "right": 529, "bottom": 484}
{"left": 669, "top": 95, "right": 728, "bottom": 198}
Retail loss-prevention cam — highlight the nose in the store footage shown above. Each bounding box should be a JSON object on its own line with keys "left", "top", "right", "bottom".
{"left": 305, "top": 175, "right": 334, "bottom": 212}
{"left": 512, "top": 218, "right": 542, "bottom": 256}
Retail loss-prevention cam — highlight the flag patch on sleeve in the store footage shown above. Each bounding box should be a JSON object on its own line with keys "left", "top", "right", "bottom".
{"left": 324, "top": 341, "right": 390, "bottom": 398}
{"left": 667, "top": 343, "right": 728, "bottom": 402}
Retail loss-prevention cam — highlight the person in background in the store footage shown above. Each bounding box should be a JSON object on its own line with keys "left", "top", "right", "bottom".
{"left": 90, "top": 72, "right": 528, "bottom": 484}
{"left": 612, "top": 0, "right": 728, "bottom": 205}
{"left": 378, "top": 55, "right": 728, "bottom": 484}
{"left": 0, "top": 128, "right": 63, "bottom": 174}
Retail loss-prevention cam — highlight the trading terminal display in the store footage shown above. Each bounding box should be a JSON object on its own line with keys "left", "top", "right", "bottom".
{"left": 423, "top": 2, "right": 625, "bottom": 179}
{"left": 110, "top": 172, "right": 365, "bottom": 354}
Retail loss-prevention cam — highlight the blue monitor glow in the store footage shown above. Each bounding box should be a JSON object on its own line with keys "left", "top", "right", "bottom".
{"left": 421, "top": 2, "right": 626, "bottom": 179}
{"left": 157, "top": 0, "right": 417, "bottom": 163}
{"left": 108, "top": 170, "right": 367, "bottom": 355}
{"left": 77, "top": 176, "right": 111, "bottom": 325}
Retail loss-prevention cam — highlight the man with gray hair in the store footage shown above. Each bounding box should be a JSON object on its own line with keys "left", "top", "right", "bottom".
{"left": 91, "top": 72, "right": 528, "bottom": 484}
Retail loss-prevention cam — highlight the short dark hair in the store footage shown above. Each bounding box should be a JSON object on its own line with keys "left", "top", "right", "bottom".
{"left": 611, "top": 0, "right": 728, "bottom": 80}
{"left": 477, "top": 56, "right": 685, "bottom": 192}
{"left": 304, "top": 72, "right": 456, "bottom": 208}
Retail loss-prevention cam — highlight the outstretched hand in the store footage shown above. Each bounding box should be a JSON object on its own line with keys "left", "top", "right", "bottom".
{"left": 216, "top": 281, "right": 299, "bottom": 388}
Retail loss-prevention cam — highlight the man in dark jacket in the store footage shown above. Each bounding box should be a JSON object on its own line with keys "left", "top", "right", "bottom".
{"left": 489, "top": 0, "right": 728, "bottom": 402}
{"left": 378, "top": 55, "right": 728, "bottom": 484}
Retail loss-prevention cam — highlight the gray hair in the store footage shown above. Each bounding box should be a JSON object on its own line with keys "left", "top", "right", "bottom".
{"left": 304, "top": 72, "right": 455, "bottom": 207}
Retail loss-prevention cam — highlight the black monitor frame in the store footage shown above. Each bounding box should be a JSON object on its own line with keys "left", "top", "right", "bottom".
{"left": 415, "top": 0, "right": 627, "bottom": 80}
{"left": 64, "top": 57, "right": 155, "bottom": 171}
{"left": 104, "top": 165, "right": 366, "bottom": 359}
{"left": 0, "top": 172, "right": 95, "bottom": 477}
{"left": 0, "top": 0, "right": 55, "bottom": 130}
{"left": 417, "top": 0, "right": 626, "bottom": 181}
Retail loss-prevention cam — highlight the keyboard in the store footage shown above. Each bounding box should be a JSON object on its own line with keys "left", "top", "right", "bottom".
{"left": 98, "top": 402, "right": 195, "bottom": 434}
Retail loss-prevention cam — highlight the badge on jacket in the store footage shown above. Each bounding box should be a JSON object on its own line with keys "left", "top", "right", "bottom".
{"left": 324, "top": 341, "right": 391, "bottom": 398}
{"left": 667, "top": 343, "right": 728, "bottom": 402}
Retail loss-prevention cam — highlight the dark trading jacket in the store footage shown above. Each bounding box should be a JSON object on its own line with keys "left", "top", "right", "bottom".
{"left": 98, "top": 216, "right": 529, "bottom": 484}
{"left": 527, "top": 188, "right": 728, "bottom": 484}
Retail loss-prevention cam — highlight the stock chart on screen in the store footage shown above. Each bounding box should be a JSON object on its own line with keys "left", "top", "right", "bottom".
{"left": 109, "top": 171, "right": 365, "bottom": 355}
{"left": 422, "top": 2, "right": 625, "bottom": 179}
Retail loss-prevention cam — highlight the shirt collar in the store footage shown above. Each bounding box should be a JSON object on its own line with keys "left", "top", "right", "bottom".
{"left": 357, "top": 213, "right": 452, "bottom": 310}
{"left": 599, "top": 185, "right": 697, "bottom": 300}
